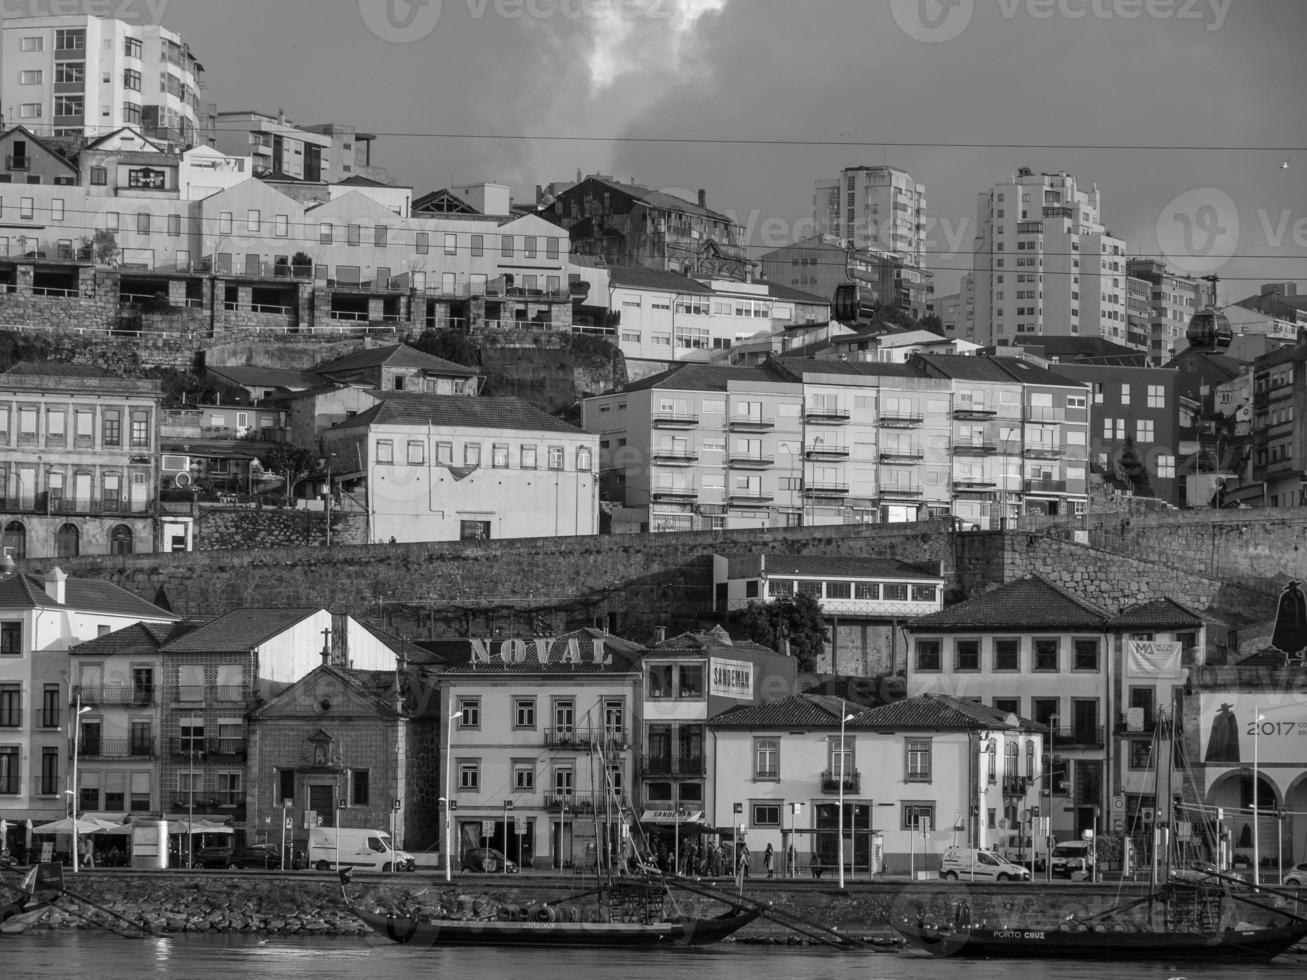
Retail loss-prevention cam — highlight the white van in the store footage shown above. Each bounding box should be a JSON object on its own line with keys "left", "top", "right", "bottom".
{"left": 939, "top": 846, "right": 1032, "bottom": 882}
{"left": 307, "top": 828, "right": 415, "bottom": 873}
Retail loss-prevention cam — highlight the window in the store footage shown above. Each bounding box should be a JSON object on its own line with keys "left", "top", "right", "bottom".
{"left": 993, "top": 697, "right": 1020, "bottom": 718}
{"left": 994, "top": 638, "right": 1020, "bottom": 671}
{"left": 457, "top": 762, "right": 479, "bottom": 790}
{"left": 547, "top": 238, "right": 560, "bottom": 260}
{"left": 751, "top": 802, "right": 781, "bottom": 827}
{"left": 20, "top": 36, "right": 42, "bottom": 52}
{"left": 905, "top": 739, "right": 932, "bottom": 782}
{"left": 123, "top": 68, "right": 141, "bottom": 91}
{"left": 1073, "top": 638, "right": 1100, "bottom": 671}
{"left": 471, "top": 234, "right": 484, "bottom": 256}
{"left": 415, "top": 232, "right": 429, "bottom": 254}
{"left": 443, "top": 233, "right": 457, "bottom": 255}
{"left": 1147, "top": 385, "right": 1165, "bottom": 409}
{"left": 1136, "top": 419, "right": 1155, "bottom": 442}
{"left": 460, "top": 520, "right": 490, "bottom": 540}
{"left": 0, "top": 746, "right": 18, "bottom": 794}
{"left": 20, "top": 198, "right": 33, "bottom": 219}
{"left": 548, "top": 447, "right": 564, "bottom": 470}
{"left": 1033, "top": 638, "right": 1059, "bottom": 671}
{"left": 41, "top": 747, "right": 60, "bottom": 796}
{"left": 349, "top": 769, "right": 369, "bottom": 806}
{"left": 406, "top": 440, "right": 425, "bottom": 465}
{"left": 514, "top": 698, "right": 536, "bottom": 728}
{"left": 347, "top": 224, "right": 360, "bottom": 246}
{"left": 902, "top": 801, "right": 935, "bottom": 831}
{"left": 124, "top": 35, "right": 142, "bottom": 58}
{"left": 577, "top": 447, "right": 592, "bottom": 471}
{"left": 955, "top": 639, "right": 980, "bottom": 671}
{"left": 54, "top": 523, "right": 79, "bottom": 558}
{"left": 512, "top": 762, "right": 535, "bottom": 790}
{"left": 18, "top": 104, "right": 41, "bottom": 119}
{"left": 90, "top": 167, "right": 107, "bottom": 186}
{"left": 501, "top": 235, "right": 514, "bottom": 257}
{"left": 319, "top": 222, "right": 333, "bottom": 244}
{"left": 19, "top": 70, "right": 42, "bottom": 85}
{"left": 753, "top": 737, "right": 779, "bottom": 779}
{"left": 375, "top": 439, "right": 393, "bottom": 464}
{"left": 520, "top": 445, "right": 537, "bottom": 469}
{"left": 274, "top": 214, "right": 289, "bottom": 237}
{"left": 914, "top": 639, "right": 941, "bottom": 671}
{"left": 137, "top": 212, "right": 150, "bottom": 235}
{"left": 0, "top": 685, "right": 19, "bottom": 727}
{"left": 911, "top": 584, "right": 939, "bottom": 602}
{"left": 464, "top": 443, "right": 481, "bottom": 466}
{"left": 457, "top": 698, "right": 480, "bottom": 728}
{"left": 245, "top": 209, "right": 261, "bottom": 233}
{"left": 1120, "top": 383, "right": 1131, "bottom": 405}
{"left": 130, "top": 414, "right": 149, "bottom": 447}
{"left": 54, "top": 95, "right": 84, "bottom": 116}
{"left": 41, "top": 685, "right": 59, "bottom": 728}
{"left": 218, "top": 211, "right": 233, "bottom": 235}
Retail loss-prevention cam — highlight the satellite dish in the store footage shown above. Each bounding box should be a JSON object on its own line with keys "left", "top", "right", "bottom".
{"left": 173, "top": 472, "right": 193, "bottom": 489}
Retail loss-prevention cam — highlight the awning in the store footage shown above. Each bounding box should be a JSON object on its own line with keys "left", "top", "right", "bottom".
{"left": 640, "top": 809, "right": 705, "bottom": 825}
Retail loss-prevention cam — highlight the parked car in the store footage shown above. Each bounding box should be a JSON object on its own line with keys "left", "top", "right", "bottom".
{"left": 1050, "top": 841, "right": 1095, "bottom": 879}
{"left": 1282, "top": 862, "right": 1307, "bottom": 888}
{"left": 192, "top": 844, "right": 284, "bottom": 870}
{"left": 460, "top": 847, "right": 519, "bottom": 874}
{"left": 1169, "top": 861, "right": 1244, "bottom": 885}
{"left": 939, "top": 846, "right": 1031, "bottom": 882}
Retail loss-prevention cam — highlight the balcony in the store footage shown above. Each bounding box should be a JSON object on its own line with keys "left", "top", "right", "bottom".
{"left": 77, "top": 738, "right": 156, "bottom": 760}
{"left": 728, "top": 454, "right": 774, "bottom": 469}
{"left": 6, "top": 155, "right": 30, "bottom": 172}
{"left": 1002, "top": 776, "right": 1033, "bottom": 797}
{"left": 652, "top": 412, "right": 699, "bottom": 428}
{"left": 169, "top": 736, "right": 247, "bottom": 760}
{"left": 804, "top": 445, "right": 850, "bottom": 460}
{"left": 728, "top": 417, "right": 775, "bottom": 432}
{"left": 650, "top": 488, "right": 697, "bottom": 503}
{"left": 652, "top": 450, "right": 699, "bottom": 465}
{"left": 1023, "top": 446, "right": 1065, "bottom": 459}
{"left": 1023, "top": 479, "right": 1068, "bottom": 495}
{"left": 1051, "top": 726, "right": 1104, "bottom": 748}
{"left": 879, "top": 411, "right": 924, "bottom": 427}
{"left": 75, "top": 685, "right": 155, "bottom": 707}
{"left": 804, "top": 408, "right": 851, "bottom": 425}
{"left": 804, "top": 483, "right": 850, "bottom": 498}
{"left": 952, "top": 443, "right": 997, "bottom": 456}
{"left": 952, "top": 405, "right": 997, "bottom": 420}
{"left": 1025, "top": 407, "right": 1067, "bottom": 423}
{"left": 879, "top": 484, "right": 923, "bottom": 499}
{"left": 728, "top": 492, "right": 774, "bottom": 508}
{"left": 544, "top": 794, "right": 595, "bottom": 813}
{"left": 0, "top": 495, "right": 155, "bottom": 517}
{"left": 544, "top": 727, "right": 590, "bottom": 750}
{"left": 169, "top": 686, "right": 252, "bottom": 705}
{"left": 820, "top": 769, "right": 861, "bottom": 794}
{"left": 643, "top": 754, "right": 673, "bottom": 776}
{"left": 952, "top": 480, "right": 998, "bottom": 493}
{"left": 879, "top": 449, "right": 925, "bottom": 462}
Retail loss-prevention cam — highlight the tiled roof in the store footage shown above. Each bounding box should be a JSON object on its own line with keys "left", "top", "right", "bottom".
{"left": 1017, "top": 337, "right": 1150, "bottom": 366}
{"left": 585, "top": 176, "right": 738, "bottom": 225}
{"left": 0, "top": 572, "right": 179, "bottom": 620}
{"left": 612, "top": 363, "right": 781, "bottom": 395}
{"left": 161, "top": 608, "right": 322, "bottom": 653}
{"left": 207, "top": 365, "right": 327, "bottom": 389}
{"left": 70, "top": 621, "right": 200, "bottom": 657}
{"left": 335, "top": 175, "right": 391, "bottom": 187}
{"left": 647, "top": 626, "right": 780, "bottom": 658}
{"left": 769, "top": 356, "right": 926, "bottom": 380}
{"left": 1108, "top": 597, "right": 1206, "bottom": 630}
{"left": 916, "top": 354, "right": 1090, "bottom": 388}
{"left": 607, "top": 266, "right": 714, "bottom": 294}
{"left": 331, "top": 393, "right": 582, "bottom": 434}
{"left": 358, "top": 621, "right": 448, "bottom": 666}
{"left": 849, "top": 694, "right": 1036, "bottom": 731}
{"left": 434, "top": 629, "right": 642, "bottom": 674}
{"left": 760, "top": 555, "right": 943, "bottom": 581}
{"left": 315, "top": 343, "right": 478, "bottom": 377}
{"left": 709, "top": 694, "right": 853, "bottom": 729}
{"left": 908, "top": 576, "right": 1110, "bottom": 631}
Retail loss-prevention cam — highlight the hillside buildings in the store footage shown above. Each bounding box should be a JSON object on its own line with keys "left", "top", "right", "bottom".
{"left": 0, "top": 14, "right": 207, "bottom": 145}
{"left": 971, "top": 168, "right": 1127, "bottom": 349}
{"left": 813, "top": 166, "right": 928, "bottom": 270}
{"left": 756, "top": 234, "right": 932, "bottom": 321}
{"left": 1126, "top": 259, "right": 1217, "bottom": 361}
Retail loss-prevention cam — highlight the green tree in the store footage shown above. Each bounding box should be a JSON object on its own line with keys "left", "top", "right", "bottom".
{"left": 413, "top": 328, "right": 480, "bottom": 368}
{"left": 258, "top": 443, "right": 319, "bottom": 505}
{"left": 729, "top": 592, "right": 828, "bottom": 673}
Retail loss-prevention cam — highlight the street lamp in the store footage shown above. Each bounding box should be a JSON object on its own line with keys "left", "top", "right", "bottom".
{"left": 69, "top": 694, "right": 92, "bottom": 872}
{"left": 317, "top": 454, "right": 336, "bottom": 547}
{"left": 443, "top": 709, "right": 464, "bottom": 882}
{"left": 837, "top": 701, "right": 855, "bottom": 889}
{"left": 1045, "top": 713, "right": 1057, "bottom": 884}
{"left": 1253, "top": 708, "right": 1265, "bottom": 887}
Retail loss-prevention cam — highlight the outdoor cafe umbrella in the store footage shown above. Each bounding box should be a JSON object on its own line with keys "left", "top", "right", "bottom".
{"left": 31, "top": 816, "right": 116, "bottom": 835}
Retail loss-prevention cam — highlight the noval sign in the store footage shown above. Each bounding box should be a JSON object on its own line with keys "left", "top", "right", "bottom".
{"left": 469, "top": 637, "right": 612, "bottom": 667}
{"left": 709, "top": 657, "right": 753, "bottom": 699}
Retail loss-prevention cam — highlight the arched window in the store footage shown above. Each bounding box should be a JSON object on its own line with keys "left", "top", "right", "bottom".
{"left": 2, "top": 521, "right": 26, "bottom": 559}
{"left": 110, "top": 525, "right": 133, "bottom": 556}
{"left": 54, "top": 523, "right": 79, "bottom": 559}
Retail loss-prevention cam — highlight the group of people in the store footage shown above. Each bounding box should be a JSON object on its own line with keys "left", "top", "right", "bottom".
{"left": 620, "top": 836, "right": 792, "bottom": 879}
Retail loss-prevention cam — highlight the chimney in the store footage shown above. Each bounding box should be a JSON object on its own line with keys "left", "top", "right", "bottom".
{"left": 277, "top": 107, "right": 286, "bottom": 126}
{"left": 44, "top": 567, "right": 67, "bottom": 605}
{"left": 697, "top": 189, "right": 706, "bottom": 208}
{"left": 652, "top": 625, "right": 667, "bottom": 644}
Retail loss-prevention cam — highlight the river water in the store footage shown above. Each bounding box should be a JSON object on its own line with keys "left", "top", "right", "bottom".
{"left": 2, "top": 933, "right": 1304, "bottom": 979}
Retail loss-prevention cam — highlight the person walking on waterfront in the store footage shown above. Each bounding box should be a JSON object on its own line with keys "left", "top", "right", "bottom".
{"left": 736, "top": 841, "right": 751, "bottom": 881}
{"left": 809, "top": 851, "right": 823, "bottom": 879}
{"left": 763, "top": 843, "right": 774, "bottom": 878}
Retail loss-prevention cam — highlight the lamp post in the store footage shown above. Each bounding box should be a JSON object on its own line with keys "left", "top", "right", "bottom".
{"left": 1253, "top": 708, "right": 1263, "bottom": 887}
{"left": 1045, "top": 714, "right": 1056, "bottom": 884}
{"left": 837, "top": 702, "right": 855, "bottom": 889}
{"left": 443, "top": 709, "right": 464, "bottom": 882}
{"left": 69, "top": 694, "right": 91, "bottom": 872}
{"left": 317, "top": 454, "right": 336, "bottom": 547}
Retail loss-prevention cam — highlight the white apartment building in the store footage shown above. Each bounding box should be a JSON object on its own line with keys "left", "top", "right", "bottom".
{"left": 814, "top": 166, "right": 927, "bottom": 270}
{"left": 972, "top": 168, "right": 1127, "bottom": 348}
{"left": 1, "top": 14, "right": 203, "bottom": 144}
{"left": 1127, "top": 258, "right": 1217, "bottom": 360}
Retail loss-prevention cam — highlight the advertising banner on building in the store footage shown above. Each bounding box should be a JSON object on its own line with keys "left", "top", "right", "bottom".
{"left": 1127, "top": 640, "right": 1183, "bottom": 678}
{"left": 709, "top": 657, "right": 753, "bottom": 699}
{"left": 1198, "top": 693, "right": 1307, "bottom": 766}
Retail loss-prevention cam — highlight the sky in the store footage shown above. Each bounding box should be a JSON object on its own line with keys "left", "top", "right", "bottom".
{"left": 153, "top": 0, "right": 1307, "bottom": 299}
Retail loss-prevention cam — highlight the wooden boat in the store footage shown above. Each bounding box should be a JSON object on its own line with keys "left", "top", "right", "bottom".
{"left": 0, "top": 863, "right": 57, "bottom": 935}
{"left": 344, "top": 871, "right": 758, "bottom": 948}
{"left": 893, "top": 881, "right": 1307, "bottom": 962}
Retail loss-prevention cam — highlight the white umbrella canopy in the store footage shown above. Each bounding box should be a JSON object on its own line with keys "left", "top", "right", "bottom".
{"left": 31, "top": 816, "right": 115, "bottom": 835}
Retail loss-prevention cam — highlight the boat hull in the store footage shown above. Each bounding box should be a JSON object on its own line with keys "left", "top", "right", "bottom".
{"left": 895, "top": 921, "right": 1307, "bottom": 962}
{"left": 353, "top": 906, "right": 758, "bottom": 949}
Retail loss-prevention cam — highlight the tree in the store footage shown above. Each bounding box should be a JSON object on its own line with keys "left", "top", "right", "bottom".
{"left": 79, "top": 229, "right": 119, "bottom": 267}
{"left": 258, "top": 443, "right": 319, "bottom": 505}
{"left": 729, "top": 592, "right": 828, "bottom": 673}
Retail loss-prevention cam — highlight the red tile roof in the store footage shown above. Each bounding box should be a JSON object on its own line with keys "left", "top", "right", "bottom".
{"left": 161, "top": 608, "right": 322, "bottom": 653}
{"left": 908, "top": 576, "right": 1110, "bottom": 631}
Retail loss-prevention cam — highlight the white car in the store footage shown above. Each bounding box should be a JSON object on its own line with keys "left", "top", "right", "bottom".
{"left": 1283, "top": 862, "right": 1307, "bottom": 888}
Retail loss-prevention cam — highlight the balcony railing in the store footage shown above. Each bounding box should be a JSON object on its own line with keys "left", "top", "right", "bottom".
{"left": 879, "top": 412, "right": 924, "bottom": 427}
{"left": 1051, "top": 725, "right": 1104, "bottom": 748}
{"left": 168, "top": 736, "right": 247, "bottom": 759}
{"left": 652, "top": 450, "right": 699, "bottom": 465}
{"left": 544, "top": 794, "right": 595, "bottom": 813}
{"left": 675, "top": 755, "right": 706, "bottom": 776}
{"left": 651, "top": 488, "right": 697, "bottom": 502}
{"left": 0, "top": 495, "right": 154, "bottom": 517}
{"left": 879, "top": 449, "right": 925, "bottom": 462}
{"left": 652, "top": 412, "right": 699, "bottom": 428}
{"left": 642, "top": 754, "right": 673, "bottom": 776}
{"left": 952, "top": 480, "right": 998, "bottom": 492}
{"left": 168, "top": 686, "right": 252, "bottom": 705}
{"left": 1023, "top": 479, "right": 1068, "bottom": 495}
{"left": 804, "top": 483, "right": 850, "bottom": 497}
{"left": 805, "top": 409, "right": 851, "bottom": 424}
{"left": 953, "top": 405, "right": 997, "bottom": 419}
{"left": 76, "top": 738, "right": 156, "bottom": 759}
{"left": 74, "top": 686, "right": 155, "bottom": 707}
{"left": 728, "top": 454, "right": 774, "bottom": 468}
{"left": 1023, "top": 446, "right": 1064, "bottom": 459}
{"left": 805, "top": 445, "right": 850, "bottom": 459}
{"left": 820, "top": 769, "right": 861, "bottom": 794}
{"left": 728, "top": 492, "right": 774, "bottom": 507}
{"left": 728, "top": 417, "right": 775, "bottom": 432}
{"left": 6, "top": 155, "right": 31, "bottom": 171}
{"left": 1002, "top": 776, "right": 1033, "bottom": 797}
{"left": 879, "top": 484, "right": 923, "bottom": 498}
{"left": 544, "top": 727, "right": 588, "bottom": 750}
{"left": 952, "top": 443, "right": 997, "bottom": 456}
